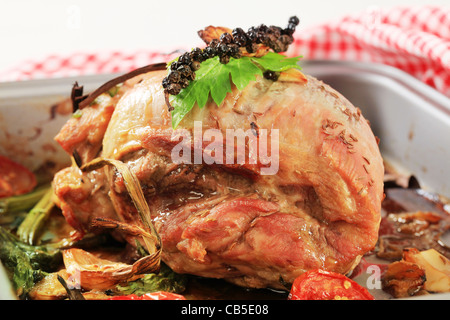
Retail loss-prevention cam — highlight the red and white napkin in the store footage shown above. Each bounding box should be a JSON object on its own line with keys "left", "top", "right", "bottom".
{"left": 1, "top": 6, "right": 449, "bottom": 97}
{"left": 288, "top": 5, "right": 450, "bottom": 97}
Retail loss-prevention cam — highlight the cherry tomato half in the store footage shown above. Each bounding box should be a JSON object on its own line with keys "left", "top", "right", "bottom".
{"left": 0, "top": 155, "right": 37, "bottom": 198}
{"left": 288, "top": 269, "right": 374, "bottom": 300}
{"left": 108, "top": 291, "right": 186, "bottom": 300}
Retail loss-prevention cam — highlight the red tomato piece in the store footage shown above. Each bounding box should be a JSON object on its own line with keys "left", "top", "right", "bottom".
{"left": 108, "top": 291, "right": 186, "bottom": 300}
{"left": 0, "top": 155, "right": 37, "bottom": 198}
{"left": 288, "top": 269, "right": 374, "bottom": 300}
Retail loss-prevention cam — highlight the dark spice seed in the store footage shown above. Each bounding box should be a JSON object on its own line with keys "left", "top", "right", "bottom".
{"left": 178, "top": 52, "right": 192, "bottom": 65}
{"left": 177, "top": 65, "right": 193, "bottom": 79}
{"left": 218, "top": 43, "right": 229, "bottom": 56}
{"left": 191, "top": 61, "right": 201, "bottom": 71}
{"left": 220, "top": 32, "right": 233, "bottom": 44}
{"left": 179, "top": 78, "right": 190, "bottom": 89}
{"left": 162, "top": 77, "right": 170, "bottom": 88}
{"left": 209, "top": 39, "right": 219, "bottom": 48}
{"left": 170, "top": 61, "right": 180, "bottom": 71}
{"left": 204, "top": 46, "right": 216, "bottom": 58}
{"left": 167, "top": 83, "right": 181, "bottom": 95}
{"left": 289, "top": 16, "right": 300, "bottom": 26}
{"left": 167, "top": 71, "right": 181, "bottom": 83}
{"left": 263, "top": 70, "right": 279, "bottom": 81}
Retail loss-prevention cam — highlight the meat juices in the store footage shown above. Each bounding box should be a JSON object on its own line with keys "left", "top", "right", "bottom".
{"left": 53, "top": 70, "right": 384, "bottom": 289}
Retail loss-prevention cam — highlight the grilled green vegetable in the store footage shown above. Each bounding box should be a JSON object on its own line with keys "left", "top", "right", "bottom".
{"left": 114, "top": 263, "right": 187, "bottom": 296}
{"left": 0, "top": 184, "right": 50, "bottom": 215}
{"left": 16, "top": 187, "right": 54, "bottom": 245}
{"left": 0, "top": 226, "right": 62, "bottom": 298}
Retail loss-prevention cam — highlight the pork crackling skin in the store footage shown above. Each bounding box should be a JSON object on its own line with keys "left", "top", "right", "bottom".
{"left": 52, "top": 68, "right": 384, "bottom": 289}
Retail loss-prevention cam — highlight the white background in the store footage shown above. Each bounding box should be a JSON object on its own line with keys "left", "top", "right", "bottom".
{"left": 1, "top": 0, "right": 449, "bottom": 74}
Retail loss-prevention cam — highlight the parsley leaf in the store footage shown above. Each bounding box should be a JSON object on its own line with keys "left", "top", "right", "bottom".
{"left": 170, "top": 52, "right": 302, "bottom": 128}
{"left": 250, "top": 51, "right": 302, "bottom": 72}
{"left": 227, "top": 56, "right": 263, "bottom": 91}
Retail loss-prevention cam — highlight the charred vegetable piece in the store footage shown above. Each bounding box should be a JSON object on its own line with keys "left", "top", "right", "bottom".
{"left": 114, "top": 263, "right": 187, "bottom": 296}
{"left": 288, "top": 269, "right": 374, "bottom": 300}
{"left": 403, "top": 248, "right": 450, "bottom": 293}
{"left": 62, "top": 247, "right": 161, "bottom": 291}
{"left": 382, "top": 260, "right": 426, "bottom": 298}
{"left": 16, "top": 187, "right": 55, "bottom": 245}
{"left": 28, "top": 270, "right": 71, "bottom": 300}
{"left": 0, "top": 184, "right": 50, "bottom": 215}
{"left": 0, "top": 226, "right": 62, "bottom": 297}
{"left": 378, "top": 209, "right": 450, "bottom": 260}
{"left": 0, "top": 155, "right": 37, "bottom": 199}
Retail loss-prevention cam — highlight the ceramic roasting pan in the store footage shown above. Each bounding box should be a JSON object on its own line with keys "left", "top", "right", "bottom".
{"left": 0, "top": 60, "right": 449, "bottom": 300}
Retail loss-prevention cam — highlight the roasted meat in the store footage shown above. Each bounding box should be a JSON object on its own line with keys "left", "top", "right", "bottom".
{"left": 53, "top": 67, "right": 384, "bottom": 289}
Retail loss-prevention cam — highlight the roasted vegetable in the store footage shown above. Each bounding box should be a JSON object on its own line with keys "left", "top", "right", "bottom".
{"left": 0, "top": 184, "right": 50, "bottom": 215}
{"left": 288, "top": 269, "right": 374, "bottom": 300}
{"left": 28, "top": 270, "right": 71, "bottom": 300}
{"left": 62, "top": 247, "right": 161, "bottom": 291}
{"left": 0, "top": 226, "right": 62, "bottom": 297}
{"left": 382, "top": 248, "right": 450, "bottom": 297}
{"left": 403, "top": 248, "right": 450, "bottom": 293}
{"left": 16, "top": 186, "right": 55, "bottom": 245}
{"left": 382, "top": 260, "right": 426, "bottom": 298}
{"left": 114, "top": 263, "right": 187, "bottom": 296}
{"left": 0, "top": 155, "right": 37, "bottom": 198}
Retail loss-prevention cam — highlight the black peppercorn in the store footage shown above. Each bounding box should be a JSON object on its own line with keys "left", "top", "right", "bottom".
{"left": 179, "top": 78, "right": 190, "bottom": 89}
{"left": 167, "top": 70, "right": 181, "bottom": 83}
{"left": 170, "top": 61, "right": 180, "bottom": 71}
{"left": 166, "top": 83, "right": 181, "bottom": 95}
{"left": 191, "top": 60, "right": 201, "bottom": 71}
{"left": 191, "top": 47, "right": 205, "bottom": 62}
{"left": 289, "top": 16, "right": 300, "bottom": 26}
{"left": 263, "top": 70, "right": 279, "bottom": 81}
{"left": 177, "top": 65, "right": 193, "bottom": 80}
{"left": 220, "top": 32, "right": 233, "bottom": 44}
{"left": 178, "top": 52, "right": 192, "bottom": 65}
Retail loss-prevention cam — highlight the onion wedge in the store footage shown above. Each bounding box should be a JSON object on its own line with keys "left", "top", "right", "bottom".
{"left": 403, "top": 248, "right": 450, "bottom": 293}
{"left": 62, "top": 248, "right": 159, "bottom": 291}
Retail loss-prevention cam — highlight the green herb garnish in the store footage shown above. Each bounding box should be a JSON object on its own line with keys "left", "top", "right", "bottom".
{"left": 0, "top": 226, "right": 62, "bottom": 298}
{"left": 114, "top": 263, "right": 187, "bottom": 296}
{"left": 169, "top": 52, "right": 302, "bottom": 128}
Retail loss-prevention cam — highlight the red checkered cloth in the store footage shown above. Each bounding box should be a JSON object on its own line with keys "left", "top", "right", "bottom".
{"left": 1, "top": 6, "right": 449, "bottom": 97}
{"left": 287, "top": 5, "right": 450, "bottom": 97}
{"left": 0, "top": 50, "right": 181, "bottom": 82}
